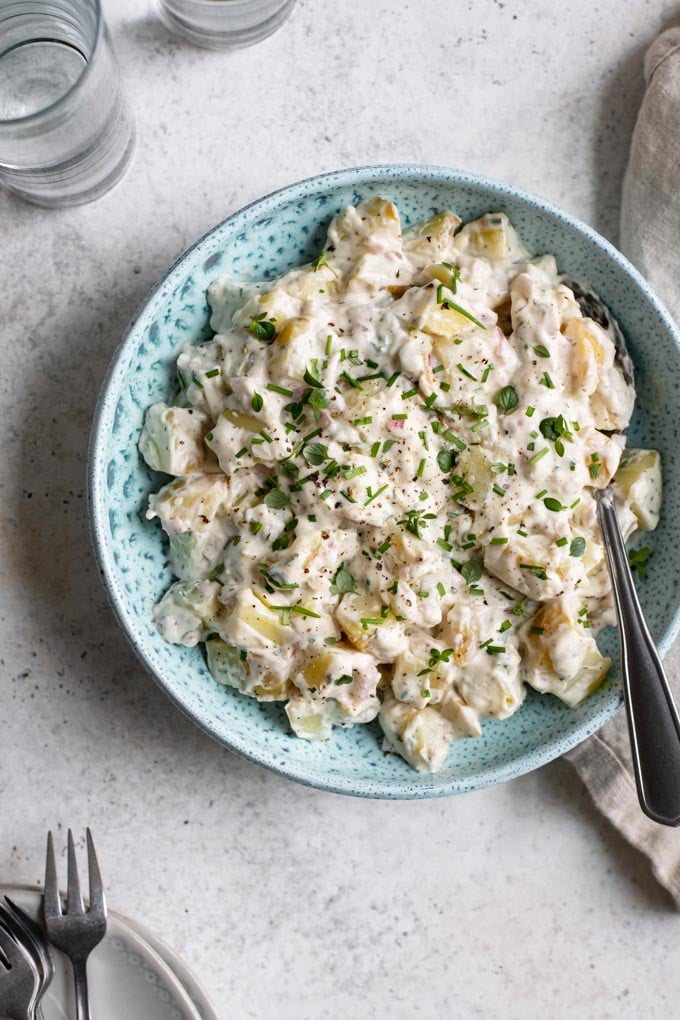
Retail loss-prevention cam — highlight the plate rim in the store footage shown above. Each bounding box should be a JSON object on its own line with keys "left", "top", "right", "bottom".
{"left": 87, "top": 162, "right": 680, "bottom": 799}
{"left": 0, "top": 884, "right": 205, "bottom": 1020}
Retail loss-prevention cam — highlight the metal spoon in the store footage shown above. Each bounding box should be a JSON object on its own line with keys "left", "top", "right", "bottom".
{"left": 596, "top": 486, "right": 680, "bottom": 826}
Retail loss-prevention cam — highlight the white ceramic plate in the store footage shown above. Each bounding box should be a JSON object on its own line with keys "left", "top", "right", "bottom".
{"left": 0, "top": 887, "right": 216, "bottom": 1020}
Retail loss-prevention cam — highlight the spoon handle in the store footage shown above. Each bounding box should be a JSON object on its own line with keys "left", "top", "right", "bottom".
{"left": 597, "top": 487, "right": 680, "bottom": 826}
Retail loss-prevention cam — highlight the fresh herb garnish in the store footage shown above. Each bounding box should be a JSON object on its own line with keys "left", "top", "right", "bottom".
{"left": 247, "top": 313, "right": 277, "bottom": 343}
{"left": 303, "top": 442, "right": 328, "bottom": 466}
{"left": 570, "top": 537, "right": 586, "bottom": 557}
{"left": 330, "top": 564, "right": 358, "bottom": 596}
{"left": 264, "top": 488, "right": 290, "bottom": 510}
{"left": 628, "top": 546, "right": 651, "bottom": 580}
{"left": 496, "top": 386, "right": 519, "bottom": 413}
{"left": 460, "top": 559, "right": 483, "bottom": 585}
{"left": 311, "top": 251, "right": 329, "bottom": 271}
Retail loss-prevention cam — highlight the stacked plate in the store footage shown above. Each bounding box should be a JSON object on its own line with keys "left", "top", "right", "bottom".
{"left": 1, "top": 886, "right": 218, "bottom": 1020}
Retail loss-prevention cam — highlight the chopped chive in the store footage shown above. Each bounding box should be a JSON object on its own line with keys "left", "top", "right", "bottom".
{"left": 555, "top": 537, "right": 568, "bottom": 547}
{"left": 535, "top": 489, "right": 548, "bottom": 499}
{"left": 343, "top": 465, "right": 367, "bottom": 480}
{"left": 530, "top": 626, "right": 545, "bottom": 635}
{"left": 325, "top": 335, "right": 333, "bottom": 355}
{"left": 525, "top": 405, "right": 535, "bottom": 417}
{"left": 517, "top": 529, "right": 528, "bottom": 537}
{"left": 267, "top": 383, "right": 293, "bottom": 396}
{"left": 492, "top": 484, "right": 506, "bottom": 497}
{"left": 490, "top": 537, "right": 508, "bottom": 545}
{"left": 436, "top": 538, "right": 453, "bottom": 552}
{"left": 436, "top": 582, "right": 446, "bottom": 597}
{"left": 540, "top": 371, "right": 555, "bottom": 389}
{"left": 386, "top": 372, "right": 400, "bottom": 387}
{"left": 457, "top": 363, "right": 478, "bottom": 381}
{"left": 370, "top": 441, "right": 381, "bottom": 457}
{"left": 499, "top": 620, "right": 512, "bottom": 633}
{"left": 205, "top": 368, "right": 220, "bottom": 378}
{"left": 440, "top": 296, "right": 486, "bottom": 329}
{"left": 520, "top": 563, "right": 548, "bottom": 580}
{"left": 529, "top": 447, "right": 549, "bottom": 465}
{"left": 192, "top": 373, "right": 204, "bottom": 389}
{"left": 250, "top": 521, "right": 263, "bottom": 534}
{"left": 402, "top": 388, "right": 418, "bottom": 399}
{"left": 340, "top": 371, "right": 362, "bottom": 389}
{"left": 353, "top": 416, "right": 373, "bottom": 426}
{"left": 364, "top": 484, "right": 389, "bottom": 506}
{"left": 417, "top": 458, "right": 426, "bottom": 478}
{"left": 391, "top": 413, "right": 408, "bottom": 421}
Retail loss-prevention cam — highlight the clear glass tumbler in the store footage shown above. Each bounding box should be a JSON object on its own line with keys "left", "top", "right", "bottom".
{"left": 157, "top": 0, "right": 297, "bottom": 50}
{"left": 0, "top": 0, "right": 135, "bottom": 207}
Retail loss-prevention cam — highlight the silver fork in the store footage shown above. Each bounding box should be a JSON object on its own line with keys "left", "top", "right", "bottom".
{"left": 44, "top": 830, "right": 107, "bottom": 1020}
{"left": 0, "top": 918, "right": 39, "bottom": 1020}
{"left": 0, "top": 897, "right": 54, "bottom": 1020}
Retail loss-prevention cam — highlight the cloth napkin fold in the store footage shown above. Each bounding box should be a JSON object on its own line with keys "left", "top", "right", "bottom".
{"left": 565, "top": 26, "right": 680, "bottom": 908}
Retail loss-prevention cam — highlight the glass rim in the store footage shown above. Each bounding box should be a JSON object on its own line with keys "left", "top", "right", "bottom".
{"left": 0, "top": 0, "right": 103, "bottom": 128}
{"left": 161, "top": 0, "right": 289, "bottom": 8}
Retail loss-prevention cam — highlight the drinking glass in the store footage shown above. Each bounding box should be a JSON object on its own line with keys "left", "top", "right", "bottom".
{"left": 0, "top": 0, "right": 135, "bottom": 207}
{"left": 156, "top": 0, "right": 297, "bottom": 50}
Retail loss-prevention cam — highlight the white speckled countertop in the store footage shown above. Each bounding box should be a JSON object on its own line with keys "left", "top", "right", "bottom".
{"left": 1, "top": 1, "right": 679, "bottom": 1016}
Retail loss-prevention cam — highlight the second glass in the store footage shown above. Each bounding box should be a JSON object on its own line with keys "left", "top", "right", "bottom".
{"left": 156, "top": 0, "right": 298, "bottom": 50}
{"left": 0, "top": 0, "right": 135, "bottom": 207}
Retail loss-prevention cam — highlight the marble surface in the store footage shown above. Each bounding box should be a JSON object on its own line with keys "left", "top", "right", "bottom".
{"left": 1, "top": 1, "right": 679, "bottom": 1017}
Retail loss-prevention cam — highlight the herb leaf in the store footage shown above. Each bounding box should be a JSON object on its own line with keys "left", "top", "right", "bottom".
{"left": 303, "top": 442, "right": 328, "bottom": 466}
{"left": 264, "top": 488, "right": 290, "bottom": 510}
{"left": 628, "top": 546, "right": 650, "bottom": 580}
{"left": 569, "top": 537, "right": 586, "bottom": 557}
{"left": 247, "top": 313, "right": 277, "bottom": 343}
{"left": 496, "top": 386, "right": 519, "bottom": 413}
{"left": 437, "top": 448, "right": 456, "bottom": 473}
{"left": 330, "top": 564, "right": 358, "bottom": 596}
{"left": 460, "top": 559, "right": 483, "bottom": 585}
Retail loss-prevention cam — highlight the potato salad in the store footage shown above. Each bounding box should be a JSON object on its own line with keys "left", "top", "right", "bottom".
{"left": 139, "top": 197, "right": 661, "bottom": 772}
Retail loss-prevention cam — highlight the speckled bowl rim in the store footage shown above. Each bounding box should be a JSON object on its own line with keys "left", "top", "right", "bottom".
{"left": 88, "top": 163, "right": 680, "bottom": 799}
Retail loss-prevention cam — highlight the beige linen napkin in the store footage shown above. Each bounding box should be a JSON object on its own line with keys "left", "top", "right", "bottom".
{"left": 565, "top": 26, "right": 680, "bottom": 907}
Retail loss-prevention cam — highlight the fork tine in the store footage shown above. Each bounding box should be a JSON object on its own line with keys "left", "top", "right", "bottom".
{"left": 44, "top": 831, "right": 62, "bottom": 918}
{"left": 0, "top": 920, "right": 23, "bottom": 968}
{"left": 66, "top": 830, "right": 84, "bottom": 914}
{"left": 86, "top": 829, "right": 106, "bottom": 916}
{"left": 3, "top": 897, "right": 49, "bottom": 971}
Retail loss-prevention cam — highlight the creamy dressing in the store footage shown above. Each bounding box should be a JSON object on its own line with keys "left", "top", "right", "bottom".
{"left": 140, "top": 197, "right": 662, "bottom": 772}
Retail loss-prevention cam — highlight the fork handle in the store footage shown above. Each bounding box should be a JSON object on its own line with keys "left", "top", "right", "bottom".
{"left": 73, "top": 958, "right": 91, "bottom": 1020}
{"left": 597, "top": 490, "right": 680, "bottom": 826}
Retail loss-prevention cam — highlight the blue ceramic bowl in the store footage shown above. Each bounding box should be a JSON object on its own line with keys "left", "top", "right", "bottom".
{"left": 89, "top": 165, "right": 680, "bottom": 798}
